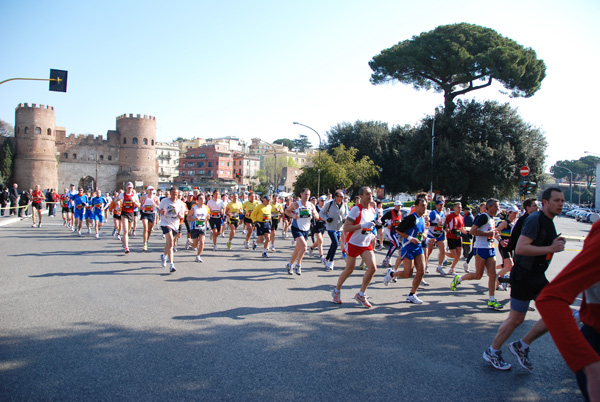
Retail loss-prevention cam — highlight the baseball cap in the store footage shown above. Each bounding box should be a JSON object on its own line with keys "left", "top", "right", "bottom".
{"left": 319, "top": 196, "right": 327, "bottom": 201}
{"left": 394, "top": 200, "right": 403, "bottom": 206}
{"left": 507, "top": 205, "right": 519, "bottom": 213}
{"left": 146, "top": 186, "right": 154, "bottom": 191}
{"left": 435, "top": 199, "right": 444, "bottom": 205}
{"left": 126, "top": 182, "right": 134, "bottom": 188}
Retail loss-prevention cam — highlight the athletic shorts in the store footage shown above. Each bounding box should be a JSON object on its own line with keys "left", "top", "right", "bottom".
{"left": 113, "top": 213, "right": 121, "bottom": 220}
{"left": 85, "top": 210, "right": 94, "bottom": 220}
{"left": 346, "top": 242, "right": 374, "bottom": 258}
{"left": 473, "top": 247, "right": 495, "bottom": 260}
{"left": 229, "top": 218, "right": 240, "bottom": 228}
{"left": 32, "top": 202, "right": 42, "bottom": 210}
{"left": 509, "top": 265, "right": 549, "bottom": 305}
{"left": 62, "top": 207, "right": 70, "bottom": 213}
{"left": 209, "top": 217, "right": 222, "bottom": 231}
{"left": 256, "top": 221, "right": 272, "bottom": 236}
{"left": 400, "top": 246, "right": 424, "bottom": 261}
{"left": 121, "top": 211, "right": 134, "bottom": 222}
{"left": 498, "top": 245, "right": 513, "bottom": 261}
{"left": 161, "top": 226, "right": 178, "bottom": 236}
{"left": 74, "top": 209, "right": 84, "bottom": 221}
{"left": 447, "top": 238, "right": 462, "bottom": 250}
{"left": 190, "top": 228, "right": 206, "bottom": 239}
{"left": 140, "top": 212, "right": 155, "bottom": 223}
{"left": 94, "top": 213, "right": 105, "bottom": 223}
{"left": 271, "top": 218, "right": 279, "bottom": 230}
{"left": 284, "top": 215, "right": 292, "bottom": 222}
{"left": 133, "top": 210, "right": 139, "bottom": 217}
{"left": 68, "top": 207, "right": 74, "bottom": 213}
{"left": 427, "top": 231, "right": 445, "bottom": 242}
{"left": 311, "top": 222, "right": 326, "bottom": 235}
{"left": 291, "top": 225, "right": 309, "bottom": 240}
{"left": 375, "top": 224, "right": 383, "bottom": 230}
{"left": 243, "top": 217, "right": 253, "bottom": 225}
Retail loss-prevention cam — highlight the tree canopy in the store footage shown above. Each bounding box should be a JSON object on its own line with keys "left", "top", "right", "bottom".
{"left": 293, "top": 134, "right": 312, "bottom": 152}
{"left": 369, "top": 23, "right": 546, "bottom": 115}
{"left": 273, "top": 138, "right": 295, "bottom": 150}
{"left": 551, "top": 156, "right": 599, "bottom": 189}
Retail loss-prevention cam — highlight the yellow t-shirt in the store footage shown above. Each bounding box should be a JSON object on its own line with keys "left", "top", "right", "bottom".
{"left": 242, "top": 200, "right": 260, "bottom": 218}
{"left": 226, "top": 201, "right": 243, "bottom": 217}
{"left": 270, "top": 202, "right": 284, "bottom": 219}
{"left": 251, "top": 204, "right": 273, "bottom": 223}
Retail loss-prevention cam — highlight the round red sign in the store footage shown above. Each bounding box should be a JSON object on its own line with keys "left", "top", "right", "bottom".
{"left": 520, "top": 166, "right": 530, "bottom": 177}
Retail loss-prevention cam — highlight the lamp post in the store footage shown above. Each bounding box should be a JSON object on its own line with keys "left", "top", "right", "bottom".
{"left": 554, "top": 165, "right": 573, "bottom": 205}
{"left": 293, "top": 122, "right": 322, "bottom": 196}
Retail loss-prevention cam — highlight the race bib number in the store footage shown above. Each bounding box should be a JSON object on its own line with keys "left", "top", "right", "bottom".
{"left": 298, "top": 208, "right": 310, "bottom": 218}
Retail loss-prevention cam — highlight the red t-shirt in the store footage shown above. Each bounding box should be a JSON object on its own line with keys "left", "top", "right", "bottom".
{"left": 32, "top": 190, "right": 44, "bottom": 204}
{"left": 445, "top": 212, "right": 464, "bottom": 240}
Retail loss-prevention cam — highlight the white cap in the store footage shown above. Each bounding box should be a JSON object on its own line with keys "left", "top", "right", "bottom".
{"left": 319, "top": 195, "right": 327, "bottom": 201}
{"left": 394, "top": 200, "right": 403, "bottom": 206}
{"left": 507, "top": 205, "right": 519, "bottom": 213}
{"left": 126, "top": 182, "right": 134, "bottom": 188}
{"left": 146, "top": 186, "right": 155, "bottom": 191}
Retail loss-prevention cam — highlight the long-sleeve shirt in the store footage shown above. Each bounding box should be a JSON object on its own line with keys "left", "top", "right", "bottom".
{"left": 536, "top": 220, "right": 600, "bottom": 373}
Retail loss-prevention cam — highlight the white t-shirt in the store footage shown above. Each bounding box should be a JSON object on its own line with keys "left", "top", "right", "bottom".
{"left": 291, "top": 200, "right": 315, "bottom": 232}
{"left": 346, "top": 204, "right": 376, "bottom": 247}
{"left": 206, "top": 199, "right": 224, "bottom": 218}
{"left": 158, "top": 198, "right": 186, "bottom": 231}
{"left": 189, "top": 204, "right": 210, "bottom": 231}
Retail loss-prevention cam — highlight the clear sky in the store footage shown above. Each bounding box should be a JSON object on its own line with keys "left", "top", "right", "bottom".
{"left": 1, "top": 0, "right": 599, "bottom": 170}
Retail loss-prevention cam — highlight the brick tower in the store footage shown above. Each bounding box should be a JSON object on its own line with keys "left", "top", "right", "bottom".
{"left": 13, "top": 103, "right": 58, "bottom": 190}
{"left": 115, "top": 114, "right": 158, "bottom": 190}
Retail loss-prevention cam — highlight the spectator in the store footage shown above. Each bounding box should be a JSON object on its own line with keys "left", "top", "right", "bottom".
{"left": 9, "top": 183, "right": 19, "bottom": 216}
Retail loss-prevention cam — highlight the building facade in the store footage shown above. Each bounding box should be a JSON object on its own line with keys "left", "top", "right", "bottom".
{"left": 156, "top": 142, "right": 180, "bottom": 188}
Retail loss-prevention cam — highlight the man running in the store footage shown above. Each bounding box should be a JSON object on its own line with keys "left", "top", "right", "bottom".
{"left": 445, "top": 203, "right": 468, "bottom": 275}
{"left": 331, "top": 186, "right": 378, "bottom": 308}
{"left": 242, "top": 192, "right": 260, "bottom": 249}
{"left": 71, "top": 188, "right": 88, "bottom": 236}
{"left": 285, "top": 188, "right": 318, "bottom": 275}
{"left": 450, "top": 199, "right": 503, "bottom": 310}
{"left": 59, "top": 188, "right": 71, "bottom": 227}
{"left": 117, "top": 182, "right": 140, "bottom": 254}
{"left": 320, "top": 190, "right": 349, "bottom": 271}
{"left": 225, "top": 192, "right": 243, "bottom": 250}
{"left": 30, "top": 184, "right": 44, "bottom": 227}
{"left": 251, "top": 195, "right": 273, "bottom": 258}
{"left": 383, "top": 196, "right": 427, "bottom": 304}
{"left": 140, "top": 186, "right": 160, "bottom": 251}
{"left": 381, "top": 200, "right": 404, "bottom": 267}
{"left": 427, "top": 198, "right": 447, "bottom": 275}
{"left": 90, "top": 190, "right": 108, "bottom": 238}
{"left": 186, "top": 193, "right": 209, "bottom": 263}
{"left": 483, "top": 188, "right": 566, "bottom": 371}
{"left": 158, "top": 187, "right": 187, "bottom": 273}
{"left": 269, "top": 194, "right": 284, "bottom": 252}
{"left": 207, "top": 190, "right": 224, "bottom": 251}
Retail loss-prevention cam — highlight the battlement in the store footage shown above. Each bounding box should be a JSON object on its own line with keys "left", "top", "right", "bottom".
{"left": 116, "top": 113, "right": 155, "bottom": 121}
{"left": 56, "top": 132, "right": 113, "bottom": 146}
{"left": 16, "top": 103, "right": 54, "bottom": 111}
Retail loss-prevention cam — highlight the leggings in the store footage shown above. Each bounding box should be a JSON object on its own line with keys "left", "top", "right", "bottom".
{"left": 385, "top": 230, "right": 400, "bottom": 259}
{"left": 326, "top": 230, "right": 341, "bottom": 261}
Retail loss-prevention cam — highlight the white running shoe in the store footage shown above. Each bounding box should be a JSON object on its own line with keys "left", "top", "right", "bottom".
{"left": 436, "top": 265, "right": 447, "bottom": 276}
{"left": 420, "top": 279, "right": 430, "bottom": 286}
{"left": 213, "top": 244, "right": 218, "bottom": 252}
{"left": 309, "top": 248, "right": 314, "bottom": 257}
{"left": 160, "top": 254, "right": 167, "bottom": 268}
{"left": 463, "top": 262, "right": 470, "bottom": 273}
{"left": 383, "top": 268, "right": 394, "bottom": 286}
{"left": 95, "top": 233, "right": 99, "bottom": 239}
{"left": 270, "top": 245, "right": 276, "bottom": 252}
{"left": 406, "top": 294, "right": 423, "bottom": 304}
{"left": 195, "top": 256, "right": 203, "bottom": 263}
{"left": 244, "top": 242, "right": 249, "bottom": 249}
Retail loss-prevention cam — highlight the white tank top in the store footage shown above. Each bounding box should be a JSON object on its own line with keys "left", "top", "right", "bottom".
{"left": 292, "top": 200, "right": 313, "bottom": 231}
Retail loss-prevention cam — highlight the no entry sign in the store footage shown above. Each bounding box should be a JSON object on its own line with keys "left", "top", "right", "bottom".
{"left": 520, "top": 166, "right": 530, "bottom": 177}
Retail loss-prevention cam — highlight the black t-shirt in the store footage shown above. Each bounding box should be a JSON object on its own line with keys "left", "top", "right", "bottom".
{"left": 514, "top": 211, "right": 558, "bottom": 274}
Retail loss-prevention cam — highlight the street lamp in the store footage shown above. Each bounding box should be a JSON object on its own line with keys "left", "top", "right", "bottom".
{"left": 554, "top": 165, "right": 573, "bottom": 205}
{"left": 293, "top": 122, "right": 322, "bottom": 196}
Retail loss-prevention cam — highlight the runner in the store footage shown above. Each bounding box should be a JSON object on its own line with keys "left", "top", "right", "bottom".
{"left": 59, "top": 188, "right": 71, "bottom": 227}
{"left": 225, "top": 192, "right": 243, "bottom": 250}
{"left": 158, "top": 187, "right": 187, "bottom": 272}
{"left": 375, "top": 200, "right": 384, "bottom": 249}
{"left": 381, "top": 200, "right": 403, "bottom": 267}
{"left": 445, "top": 202, "right": 468, "bottom": 275}
{"left": 483, "top": 188, "right": 566, "bottom": 371}
{"left": 251, "top": 195, "right": 273, "bottom": 258}
{"left": 183, "top": 194, "right": 196, "bottom": 250}
{"left": 331, "top": 186, "right": 378, "bottom": 308}
{"left": 450, "top": 198, "right": 503, "bottom": 310}
{"left": 206, "top": 190, "right": 224, "bottom": 251}
{"left": 90, "top": 190, "right": 108, "bottom": 238}
{"left": 71, "top": 187, "right": 88, "bottom": 236}
{"left": 186, "top": 193, "right": 210, "bottom": 263}
{"left": 116, "top": 182, "right": 140, "bottom": 254}
{"left": 109, "top": 191, "right": 122, "bottom": 240}
{"left": 320, "top": 190, "right": 349, "bottom": 271}
{"left": 84, "top": 190, "right": 94, "bottom": 234}
{"left": 382, "top": 196, "right": 427, "bottom": 304}
{"left": 269, "top": 194, "right": 284, "bottom": 252}
{"left": 242, "top": 192, "right": 260, "bottom": 249}
{"left": 285, "top": 188, "right": 319, "bottom": 275}
{"left": 30, "top": 184, "right": 44, "bottom": 227}
{"left": 463, "top": 202, "right": 486, "bottom": 272}
{"left": 67, "top": 184, "right": 77, "bottom": 228}
{"left": 427, "top": 198, "right": 447, "bottom": 275}
{"left": 495, "top": 205, "right": 519, "bottom": 290}
{"left": 308, "top": 196, "right": 327, "bottom": 261}
{"left": 140, "top": 186, "right": 160, "bottom": 251}
{"left": 282, "top": 197, "right": 293, "bottom": 238}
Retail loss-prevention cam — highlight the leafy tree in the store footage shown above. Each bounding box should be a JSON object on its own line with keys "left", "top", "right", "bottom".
{"left": 392, "top": 100, "right": 547, "bottom": 200}
{"left": 293, "top": 134, "right": 312, "bottom": 152}
{"left": 294, "top": 145, "right": 379, "bottom": 197}
{"left": 258, "top": 156, "right": 299, "bottom": 190}
{"left": 551, "top": 155, "right": 599, "bottom": 189}
{"left": 0, "top": 119, "right": 14, "bottom": 137}
{"left": 273, "top": 138, "right": 295, "bottom": 150}
{"left": 369, "top": 23, "right": 546, "bottom": 115}
{"left": 0, "top": 140, "right": 15, "bottom": 184}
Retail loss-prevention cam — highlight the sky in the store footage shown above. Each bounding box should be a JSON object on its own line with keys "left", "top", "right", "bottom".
{"left": 1, "top": 0, "right": 599, "bottom": 171}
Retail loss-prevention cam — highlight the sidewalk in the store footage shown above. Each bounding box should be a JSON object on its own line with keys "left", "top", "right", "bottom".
{"left": 0, "top": 214, "right": 26, "bottom": 227}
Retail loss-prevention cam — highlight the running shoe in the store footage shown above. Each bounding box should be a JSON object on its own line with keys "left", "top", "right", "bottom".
{"left": 509, "top": 341, "right": 533, "bottom": 370}
{"left": 436, "top": 265, "right": 447, "bottom": 276}
{"left": 286, "top": 263, "right": 293, "bottom": 275}
{"left": 406, "top": 294, "right": 423, "bottom": 304}
{"left": 125, "top": 248, "right": 130, "bottom": 254}
{"left": 117, "top": 234, "right": 121, "bottom": 241}
{"left": 213, "top": 244, "right": 218, "bottom": 252}
{"left": 227, "top": 241, "right": 232, "bottom": 250}
{"left": 262, "top": 250, "right": 268, "bottom": 258}
{"left": 252, "top": 240, "right": 257, "bottom": 250}
{"left": 294, "top": 264, "right": 302, "bottom": 276}
{"left": 424, "top": 266, "right": 429, "bottom": 274}
{"left": 354, "top": 293, "right": 372, "bottom": 308}
{"left": 487, "top": 299, "right": 504, "bottom": 310}
{"left": 309, "top": 248, "right": 314, "bottom": 257}
{"left": 244, "top": 242, "right": 250, "bottom": 249}
{"left": 31, "top": 223, "right": 37, "bottom": 227}
{"left": 447, "top": 269, "right": 456, "bottom": 276}
{"left": 95, "top": 233, "right": 100, "bottom": 239}
{"left": 443, "top": 259, "right": 452, "bottom": 266}
{"left": 195, "top": 256, "right": 203, "bottom": 263}
{"left": 173, "top": 246, "right": 177, "bottom": 253}
{"left": 78, "top": 230, "right": 82, "bottom": 236}
{"left": 186, "top": 239, "right": 192, "bottom": 250}
{"left": 270, "top": 245, "right": 276, "bottom": 252}
{"left": 383, "top": 268, "right": 394, "bottom": 286}
{"left": 322, "top": 259, "right": 330, "bottom": 271}
{"left": 142, "top": 243, "right": 147, "bottom": 251}
{"left": 342, "top": 252, "right": 346, "bottom": 259}
{"left": 381, "top": 257, "right": 391, "bottom": 267}
{"left": 332, "top": 289, "right": 341, "bottom": 304}
{"left": 221, "top": 232, "right": 225, "bottom": 238}
{"left": 450, "top": 275, "right": 461, "bottom": 291}
{"left": 420, "top": 279, "right": 430, "bottom": 287}
{"left": 358, "top": 262, "right": 367, "bottom": 270}
{"left": 169, "top": 264, "right": 176, "bottom": 273}
{"left": 161, "top": 254, "right": 167, "bottom": 268}
{"left": 88, "top": 228, "right": 91, "bottom": 234}
{"left": 463, "top": 262, "right": 470, "bottom": 273}
{"left": 483, "top": 348, "right": 512, "bottom": 371}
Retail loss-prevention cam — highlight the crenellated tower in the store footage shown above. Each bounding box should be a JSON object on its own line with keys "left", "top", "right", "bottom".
{"left": 13, "top": 103, "right": 58, "bottom": 190}
{"left": 115, "top": 114, "right": 158, "bottom": 190}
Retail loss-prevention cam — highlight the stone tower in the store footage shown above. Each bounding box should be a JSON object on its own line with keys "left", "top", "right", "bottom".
{"left": 13, "top": 103, "right": 58, "bottom": 191}
{"left": 115, "top": 114, "right": 158, "bottom": 190}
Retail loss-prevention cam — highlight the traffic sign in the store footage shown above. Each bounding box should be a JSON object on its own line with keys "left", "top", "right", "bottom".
{"left": 520, "top": 166, "right": 530, "bottom": 177}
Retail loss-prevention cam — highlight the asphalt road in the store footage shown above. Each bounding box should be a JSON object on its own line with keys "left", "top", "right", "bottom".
{"left": 0, "top": 214, "right": 591, "bottom": 401}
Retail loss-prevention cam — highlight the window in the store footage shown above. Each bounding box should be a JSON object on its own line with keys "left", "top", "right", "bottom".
{"left": 24, "top": 127, "right": 29, "bottom": 134}
{"left": 227, "top": 162, "right": 230, "bottom": 166}
{"left": 35, "top": 127, "right": 41, "bottom": 134}
{"left": 190, "top": 154, "right": 195, "bottom": 158}
{"left": 132, "top": 137, "right": 138, "bottom": 145}
{"left": 196, "top": 162, "right": 203, "bottom": 167}
{"left": 47, "top": 128, "right": 52, "bottom": 136}
{"left": 100, "top": 155, "right": 104, "bottom": 161}
{"left": 108, "top": 155, "right": 112, "bottom": 161}
{"left": 72, "top": 153, "right": 77, "bottom": 159}
{"left": 143, "top": 138, "right": 148, "bottom": 145}
{"left": 188, "top": 162, "right": 194, "bottom": 167}
{"left": 208, "top": 162, "right": 212, "bottom": 167}
{"left": 198, "top": 170, "right": 204, "bottom": 174}
{"left": 64, "top": 153, "right": 68, "bottom": 159}
{"left": 123, "top": 138, "right": 127, "bottom": 144}
{"left": 188, "top": 170, "right": 194, "bottom": 175}
{"left": 151, "top": 140, "right": 154, "bottom": 146}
